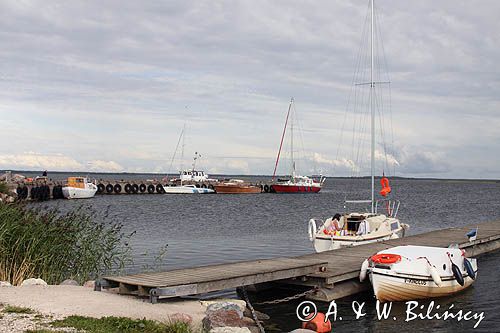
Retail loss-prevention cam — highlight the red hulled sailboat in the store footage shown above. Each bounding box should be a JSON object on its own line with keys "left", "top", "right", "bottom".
{"left": 271, "top": 98, "right": 326, "bottom": 193}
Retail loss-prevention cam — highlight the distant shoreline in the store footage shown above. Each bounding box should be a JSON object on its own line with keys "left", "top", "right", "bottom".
{"left": 2, "top": 170, "right": 499, "bottom": 182}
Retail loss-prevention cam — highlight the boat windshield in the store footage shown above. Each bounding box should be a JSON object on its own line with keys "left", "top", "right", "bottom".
{"left": 343, "top": 200, "right": 372, "bottom": 214}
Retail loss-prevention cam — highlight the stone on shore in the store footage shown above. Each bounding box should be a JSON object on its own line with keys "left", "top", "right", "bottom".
{"left": 206, "top": 302, "right": 244, "bottom": 318}
{"left": 169, "top": 312, "right": 193, "bottom": 324}
{"left": 0, "top": 281, "right": 12, "bottom": 287}
{"left": 203, "top": 309, "right": 242, "bottom": 330}
{"left": 21, "top": 278, "right": 47, "bottom": 286}
{"left": 289, "top": 329, "right": 316, "bottom": 333}
{"left": 59, "top": 279, "right": 79, "bottom": 286}
{"left": 202, "top": 299, "right": 247, "bottom": 313}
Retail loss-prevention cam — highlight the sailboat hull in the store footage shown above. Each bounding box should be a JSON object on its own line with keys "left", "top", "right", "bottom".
{"left": 272, "top": 184, "right": 321, "bottom": 193}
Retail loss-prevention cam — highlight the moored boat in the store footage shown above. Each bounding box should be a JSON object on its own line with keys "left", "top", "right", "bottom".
{"left": 62, "top": 177, "right": 97, "bottom": 199}
{"left": 272, "top": 175, "right": 323, "bottom": 193}
{"left": 214, "top": 179, "right": 261, "bottom": 194}
{"left": 307, "top": 0, "right": 409, "bottom": 252}
{"left": 163, "top": 184, "right": 214, "bottom": 194}
{"left": 271, "top": 98, "right": 326, "bottom": 193}
{"left": 360, "top": 245, "right": 477, "bottom": 302}
{"left": 309, "top": 202, "right": 408, "bottom": 252}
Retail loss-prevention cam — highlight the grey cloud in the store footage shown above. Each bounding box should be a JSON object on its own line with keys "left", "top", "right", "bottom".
{"left": 0, "top": 1, "right": 499, "bottom": 177}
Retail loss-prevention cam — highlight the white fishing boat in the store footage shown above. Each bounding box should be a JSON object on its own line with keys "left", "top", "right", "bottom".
{"left": 163, "top": 128, "right": 215, "bottom": 194}
{"left": 360, "top": 245, "right": 477, "bottom": 302}
{"left": 308, "top": 0, "right": 408, "bottom": 252}
{"left": 163, "top": 184, "right": 214, "bottom": 194}
{"left": 62, "top": 177, "right": 97, "bottom": 199}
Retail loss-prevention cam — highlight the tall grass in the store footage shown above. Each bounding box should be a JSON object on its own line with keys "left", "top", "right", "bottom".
{"left": 0, "top": 203, "right": 132, "bottom": 285}
{"left": 0, "top": 182, "right": 8, "bottom": 194}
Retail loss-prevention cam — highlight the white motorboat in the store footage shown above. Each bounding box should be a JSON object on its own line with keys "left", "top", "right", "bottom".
{"left": 309, "top": 201, "right": 408, "bottom": 252}
{"left": 164, "top": 126, "right": 216, "bottom": 194}
{"left": 307, "top": 0, "right": 409, "bottom": 252}
{"left": 360, "top": 245, "right": 477, "bottom": 302}
{"left": 162, "top": 184, "right": 214, "bottom": 194}
{"left": 62, "top": 177, "right": 97, "bottom": 199}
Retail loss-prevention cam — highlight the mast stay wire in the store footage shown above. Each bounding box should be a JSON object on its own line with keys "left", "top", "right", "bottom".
{"left": 334, "top": 1, "right": 371, "bottom": 177}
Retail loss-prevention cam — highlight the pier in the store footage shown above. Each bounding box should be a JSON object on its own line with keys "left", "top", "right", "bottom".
{"left": 11, "top": 179, "right": 274, "bottom": 201}
{"left": 97, "top": 219, "right": 500, "bottom": 303}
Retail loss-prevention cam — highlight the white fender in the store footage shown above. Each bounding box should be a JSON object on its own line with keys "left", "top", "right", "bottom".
{"left": 359, "top": 259, "right": 369, "bottom": 282}
{"left": 429, "top": 265, "right": 442, "bottom": 287}
{"left": 308, "top": 219, "right": 317, "bottom": 242}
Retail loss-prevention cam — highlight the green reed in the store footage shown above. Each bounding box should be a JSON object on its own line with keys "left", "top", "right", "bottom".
{"left": 0, "top": 203, "right": 132, "bottom": 285}
{"left": 0, "top": 182, "right": 8, "bottom": 194}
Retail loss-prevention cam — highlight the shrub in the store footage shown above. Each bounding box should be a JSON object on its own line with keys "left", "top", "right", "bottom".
{"left": 0, "top": 203, "right": 132, "bottom": 285}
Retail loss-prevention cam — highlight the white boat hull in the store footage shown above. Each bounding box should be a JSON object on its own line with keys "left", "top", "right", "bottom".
{"left": 366, "top": 246, "right": 477, "bottom": 302}
{"left": 313, "top": 228, "right": 405, "bottom": 252}
{"left": 163, "top": 186, "right": 214, "bottom": 194}
{"left": 62, "top": 187, "right": 97, "bottom": 199}
{"left": 370, "top": 265, "right": 476, "bottom": 302}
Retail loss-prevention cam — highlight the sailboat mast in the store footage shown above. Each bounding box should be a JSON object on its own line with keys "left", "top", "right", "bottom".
{"left": 180, "top": 125, "right": 185, "bottom": 186}
{"left": 272, "top": 98, "right": 293, "bottom": 181}
{"left": 370, "top": 0, "right": 375, "bottom": 213}
{"left": 291, "top": 99, "right": 295, "bottom": 179}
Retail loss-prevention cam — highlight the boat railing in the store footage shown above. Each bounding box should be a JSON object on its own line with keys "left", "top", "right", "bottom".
{"left": 375, "top": 199, "right": 400, "bottom": 218}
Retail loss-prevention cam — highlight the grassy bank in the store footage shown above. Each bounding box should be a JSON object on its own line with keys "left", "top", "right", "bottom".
{"left": 0, "top": 202, "right": 131, "bottom": 285}
{"left": 1, "top": 305, "right": 199, "bottom": 333}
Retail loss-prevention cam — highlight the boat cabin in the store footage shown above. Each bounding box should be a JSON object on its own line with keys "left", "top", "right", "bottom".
{"left": 66, "top": 177, "right": 88, "bottom": 189}
{"left": 180, "top": 170, "right": 209, "bottom": 182}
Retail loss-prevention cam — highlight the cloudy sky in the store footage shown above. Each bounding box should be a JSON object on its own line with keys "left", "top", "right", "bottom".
{"left": 1, "top": 0, "right": 499, "bottom": 178}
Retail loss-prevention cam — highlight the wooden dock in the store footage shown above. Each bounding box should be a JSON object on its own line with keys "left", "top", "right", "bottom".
{"left": 98, "top": 219, "right": 500, "bottom": 302}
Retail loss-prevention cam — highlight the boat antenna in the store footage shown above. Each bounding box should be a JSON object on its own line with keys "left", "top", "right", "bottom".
{"left": 272, "top": 98, "right": 293, "bottom": 181}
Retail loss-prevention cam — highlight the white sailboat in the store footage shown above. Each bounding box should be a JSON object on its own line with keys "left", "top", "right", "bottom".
{"left": 308, "top": 0, "right": 408, "bottom": 252}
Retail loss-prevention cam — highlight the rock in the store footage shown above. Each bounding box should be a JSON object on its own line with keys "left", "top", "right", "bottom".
{"left": 21, "top": 278, "right": 47, "bottom": 286}
{"left": 241, "top": 317, "right": 257, "bottom": 326}
{"left": 0, "top": 281, "right": 12, "bottom": 287}
{"left": 206, "top": 302, "right": 244, "bottom": 318}
{"left": 289, "top": 330, "right": 316, "bottom": 333}
{"left": 59, "top": 279, "right": 79, "bottom": 286}
{"left": 203, "top": 309, "right": 245, "bottom": 330}
{"left": 248, "top": 327, "right": 261, "bottom": 333}
{"left": 202, "top": 299, "right": 247, "bottom": 313}
{"left": 209, "top": 327, "right": 251, "bottom": 333}
{"left": 244, "top": 308, "right": 270, "bottom": 321}
{"left": 83, "top": 280, "right": 95, "bottom": 288}
{"left": 169, "top": 313, "right": 192, "bottom": 324}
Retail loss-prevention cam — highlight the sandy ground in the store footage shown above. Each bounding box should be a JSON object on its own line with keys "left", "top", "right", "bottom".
{"left": 0, "top": 285, "right": 206, "bottom": 325}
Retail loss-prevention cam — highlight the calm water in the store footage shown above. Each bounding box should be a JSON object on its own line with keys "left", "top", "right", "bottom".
{"left": 34, "top": 175, "right": 500, "bottom": 332}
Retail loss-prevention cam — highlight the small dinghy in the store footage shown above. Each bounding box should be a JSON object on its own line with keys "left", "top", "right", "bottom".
{"left": 360, "top": 245, "right": 477, "bottom": 302}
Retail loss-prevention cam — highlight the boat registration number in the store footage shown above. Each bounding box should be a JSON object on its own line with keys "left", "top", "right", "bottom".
{"left": 404, "top": 278, "right": 427, "bottom": 286}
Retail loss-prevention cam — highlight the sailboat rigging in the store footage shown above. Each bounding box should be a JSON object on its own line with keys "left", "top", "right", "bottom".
{"left": 308, "top": 0, "right": 408, "bottom": 252}
{"left": 271, "top": 98, "right": 326, "bottom": 193}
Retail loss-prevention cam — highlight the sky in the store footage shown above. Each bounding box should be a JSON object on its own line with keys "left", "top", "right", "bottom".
{"left": 1, "top": 0, "right": 499, "bottom": 178}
